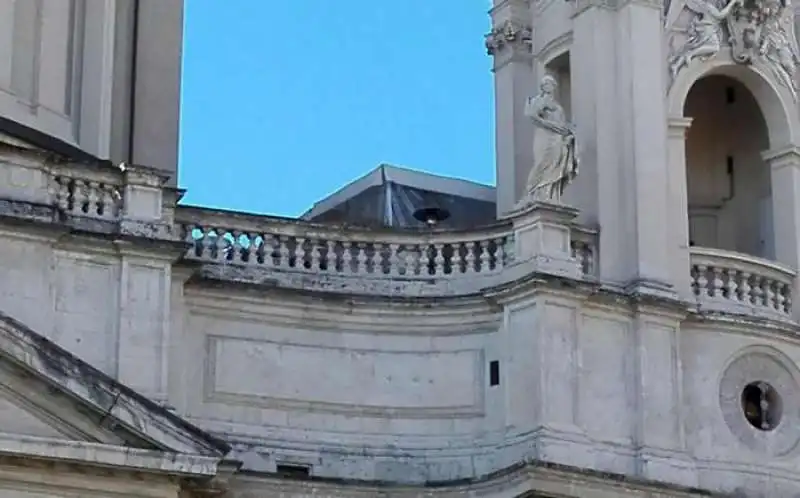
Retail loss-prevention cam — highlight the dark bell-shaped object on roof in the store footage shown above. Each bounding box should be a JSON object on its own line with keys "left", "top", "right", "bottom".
{"left": 413, "top": 207, "right": 451, "bottom": 227}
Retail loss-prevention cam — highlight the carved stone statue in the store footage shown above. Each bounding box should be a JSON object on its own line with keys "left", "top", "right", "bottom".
{"left": 758, "top": 0, "right": 800, "bottom": 97}
{"left": 669, "top": 0, "right": 742, "bottom": 78}
{"left": 517, "top": 75, "right": 579, "bottom": 206}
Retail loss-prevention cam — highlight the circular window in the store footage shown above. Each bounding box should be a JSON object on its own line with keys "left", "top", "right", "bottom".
{"left": 741, "top": 381, "right": 782, "bottom": 431}
{"left": 719, "top": 349, "right": 800, "bottom": 456}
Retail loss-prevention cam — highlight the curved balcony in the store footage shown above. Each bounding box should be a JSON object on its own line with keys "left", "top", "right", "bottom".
{"left": 690, "top": 246, "right": 796, "bottom": 320}
{"left": 176, "top": 206, "right": 598, "bottom": 297}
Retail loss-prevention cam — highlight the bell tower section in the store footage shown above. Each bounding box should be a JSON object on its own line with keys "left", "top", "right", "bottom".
{"left": 489, "top": 0, "right": 676, "bottom": 294}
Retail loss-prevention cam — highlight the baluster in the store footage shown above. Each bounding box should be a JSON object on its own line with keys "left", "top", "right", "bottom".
{"left": 186, "top": 225, "right": 201, "bottom": 258}
{"left": 55, "top": 177, "right": 70, "bottom": 211}
{"left": 227, "top": 230, "right": 241, "bottom": 262}
{"left": 479, "top": 240, "right": 491, "bottom": 273}
{"left": 356, "top": 243, "right": 368, "bottom": 274}
{"left": 463, "top": 242, "right": 477, "bottom": 274}
{"left": 99, "top": 185, "right": 114, "bottom": 218}
{"left": 764, "top": 279, "right": 777, "bottom": 310}
{"left": 775, "top": 282, "right": 787, "bottom": 313}
{"left": 86, "top": 182, "right": 100, "bottom": 217}
{"left": 419, "top": 244, "right": 432, "bottom": 275}
{"left": 694, "top": 264, "right": 708, "bottom": 297}
{"left": 278, "top": 235, "right": 291, "bottom": 268}
{"left": 341, "top": 242, "right": 353, "bottom": 273}
{"left": 783, "top": 284, "right": 792, "bottom": 315}
{"left": 433, "top": 243, "right": 446, "bottom": 275}
{"left": 73, "top": 179, "right": 89, "bottom": 214}
{"left": 726, "top": 268, "right": 739, "bottom": 302}
{"left": 309, "top": 239, "right": 322, "bottom": 271}
{"left": 209, "top": 229, "right": 222, "bottom": 261}
{"left": 494, "top": 237, "right": 506, "bottom": 270}
{"left": 739, "top": 272, "right": 752, "bottom": 304}
{"left": 451, "top": 242, "right": 465, "bottom": 274}
{"left": 242, "top": 232, "right": 256, "bottom": 264}
{"left": 253, "top": 234, "right": 266, "bottom": 265}
{"left": 294, "top": 237, "right": 307, "bottom": 269}
{"left": 710, "top": 266, "right": 725, "bottom": 299}
{"left": 388, "top": 243, "right": 401, "bottom": 276}
{"left": 259, "top": 233, "right": 273, "bottom": 266}
{"left": 752, "top": 276, "right": 765, "bottom": 307}
{"left": 325, "top": 240, "right": 337, "bottom": 272}
{"left": 404, "top": 246, "right": 417, "bottom": 276}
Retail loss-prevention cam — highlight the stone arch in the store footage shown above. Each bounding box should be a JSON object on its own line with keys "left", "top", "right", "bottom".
{"left": 668, "top": 54, "right": 800, "bottom": 149}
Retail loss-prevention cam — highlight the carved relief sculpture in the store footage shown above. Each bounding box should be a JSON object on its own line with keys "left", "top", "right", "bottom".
{"left": 669, "top": 0, "right": 742, "bottom": 78}
{"left": 669, "top": 0, "right": 800, "bottom": 97}
{"left": 757, "top": 0, "right": 800, "bottom": 97}
{"left": 516, "top": 75, "right": 579, "bottom": 206}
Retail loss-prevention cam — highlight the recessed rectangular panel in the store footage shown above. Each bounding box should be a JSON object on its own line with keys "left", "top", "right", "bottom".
{"left": 206, "top": 335, "right": 484, "bottom": 418}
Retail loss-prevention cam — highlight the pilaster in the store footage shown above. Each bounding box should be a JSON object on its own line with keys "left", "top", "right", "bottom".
{"left": 763, "top": 146, "right": 800, "bottom": 320}
{"left": 489, "top": 0, "right": 534, "bottom": 216}
{"left": 572, "top": 0, "right": 674, "bottom": 296}
{"left": 667, "top": 117, "right": 694, "bottom": 301}
{"left": 115, "top": 163, "right": 182, "bottom": 402}
{"left": 631, "top": 306, "right": 697, "bottom": 487}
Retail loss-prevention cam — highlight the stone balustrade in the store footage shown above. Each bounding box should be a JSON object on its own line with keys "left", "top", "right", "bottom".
{"left": 49, "top": 163, "right": 123, "bottom": 221}
{"left": 178, "top": 207, "right": 513, "bottom": 279}
{"left": 176, "top": 206, "right": 601, "bottom": 295}
{"left": 690, "top": 246, "right": 795, "bottom": 319}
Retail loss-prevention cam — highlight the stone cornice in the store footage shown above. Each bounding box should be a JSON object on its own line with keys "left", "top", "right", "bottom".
{"left": 0, "top": 433, "right": 221, "bottom": 477}
{"left": 231, "top": 460, "right": 718, "bottom": 497}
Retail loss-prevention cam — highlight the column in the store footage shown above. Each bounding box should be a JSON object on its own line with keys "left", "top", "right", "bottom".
{"left": 488, "top": 0, "right": 534, "bottom": 216}
{"left": 763, "top": 146, "right": 800, "bottom": 319}
{"left": 667, "top": 117, "right": 694, "bottom": 300}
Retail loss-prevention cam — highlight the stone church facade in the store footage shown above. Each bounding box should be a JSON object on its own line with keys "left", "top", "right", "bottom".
{"left": 0, "top": 0, "right": 797, "bottom": 496}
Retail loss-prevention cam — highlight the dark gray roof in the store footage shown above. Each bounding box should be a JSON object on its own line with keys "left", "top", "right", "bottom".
{"left": 302, "top": 164, "right": 497, "bottom": 229}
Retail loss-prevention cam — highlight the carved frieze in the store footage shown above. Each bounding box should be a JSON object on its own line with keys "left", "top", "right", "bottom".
{"left": 485, "top": 19, "right": 533, "bottom": 56}
{"left": 667, "top": 0, "right": 800, "bottom": 98}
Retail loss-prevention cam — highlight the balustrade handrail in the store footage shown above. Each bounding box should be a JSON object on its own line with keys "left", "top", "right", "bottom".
{"left": 175, "top": 205, "right": 515, "bottom": 244}
{"left": 689, "top": 246, "right": 796, "bottom": 282}
{"left": 48, "top": 159, "right": 123, "bottom": 186}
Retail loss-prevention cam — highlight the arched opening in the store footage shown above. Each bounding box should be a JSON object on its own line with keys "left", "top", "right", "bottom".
{"left": 684, "top": 75, "right": 772, "bottom": 259}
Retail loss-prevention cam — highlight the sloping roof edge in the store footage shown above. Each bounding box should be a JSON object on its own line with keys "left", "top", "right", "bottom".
{"left": 0, "top": 310, "right": 230, "bottom": 458}
{"left": 301, "top": 163, "right": 496, "bottom": 220}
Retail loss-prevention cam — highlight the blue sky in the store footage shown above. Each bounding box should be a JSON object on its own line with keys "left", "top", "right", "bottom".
{"left": 178, "top": 1, "right": 496, "bottom": 217}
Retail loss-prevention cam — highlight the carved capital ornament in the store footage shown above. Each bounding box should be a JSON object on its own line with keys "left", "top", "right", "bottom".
{"left": 485, "top": 19, "right": 533, "bottom": 55}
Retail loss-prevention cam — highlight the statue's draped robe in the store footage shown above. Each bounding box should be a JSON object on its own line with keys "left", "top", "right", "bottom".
{"left": 524, "top": 96, "right": 578, "bottom": 201}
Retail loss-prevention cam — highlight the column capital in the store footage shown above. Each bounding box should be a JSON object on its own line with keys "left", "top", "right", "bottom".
{"left": 485, "top": 19, "right": 532, "bottom": 60}
{"left": 762, "top": 145, "right": 800, "bottom": 170}
{"left": 667, "top": 116, "right": 693, "bottom": 139}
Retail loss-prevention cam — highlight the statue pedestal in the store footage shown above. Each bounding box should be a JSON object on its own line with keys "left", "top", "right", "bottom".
{"left": 506, "top": 201, "right": 582, "bottom": 279}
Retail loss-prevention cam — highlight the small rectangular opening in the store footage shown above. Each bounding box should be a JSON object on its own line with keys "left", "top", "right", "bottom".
{"left": 276, "top": 463, "right": 311, "bottom": 478}
{"left": 726, "top": 86, "right": 736, "bottom": 104}
{"left": 489, "top": 360, "right": 500, "bottom": 386}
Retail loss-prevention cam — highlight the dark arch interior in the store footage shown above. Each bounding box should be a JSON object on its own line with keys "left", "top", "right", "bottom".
{"left": 683, "top": 75, "right": 771, "bottom": 258}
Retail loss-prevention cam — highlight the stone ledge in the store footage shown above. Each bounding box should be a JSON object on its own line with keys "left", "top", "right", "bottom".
{"left": 229, "top": 460, "right": 725, "bottom": 497}
{"left": 0, "top": 432, "right": 220, "bottom": 477}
